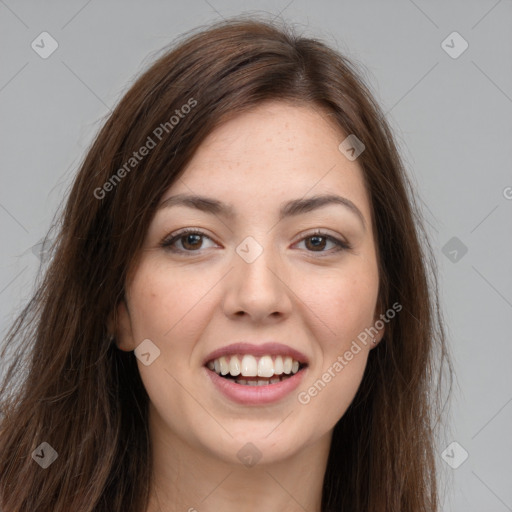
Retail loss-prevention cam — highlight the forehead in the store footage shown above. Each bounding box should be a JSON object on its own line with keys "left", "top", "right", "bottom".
{"left": 165, "top": 101, "right": 371, "bottom": 219}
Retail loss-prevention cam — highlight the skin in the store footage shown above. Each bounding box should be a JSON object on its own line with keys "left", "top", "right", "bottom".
{"left": 114, "top": 101, "right": 384, "bottom": 512}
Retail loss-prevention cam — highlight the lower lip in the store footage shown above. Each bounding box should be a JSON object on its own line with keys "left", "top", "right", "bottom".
{"left": 204, "top": 367, "right": 307, "bottom": 405}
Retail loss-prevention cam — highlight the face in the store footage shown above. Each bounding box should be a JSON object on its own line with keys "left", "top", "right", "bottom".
{"left": 115, "top": 101, "right": 383, "bottom": 466}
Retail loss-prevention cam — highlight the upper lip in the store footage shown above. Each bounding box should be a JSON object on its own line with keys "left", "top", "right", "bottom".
{"left": 203, "top": 342, "right": 309, "bottom": 366}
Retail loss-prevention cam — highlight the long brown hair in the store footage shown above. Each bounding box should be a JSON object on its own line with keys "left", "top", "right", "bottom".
{"left": 0, "top": 15, "right": 452, "bottom": 511}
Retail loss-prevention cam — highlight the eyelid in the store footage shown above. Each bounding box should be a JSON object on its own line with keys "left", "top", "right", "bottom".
{"left": 160, "top": 228, "right": 220, "bottom": 252}
{"left": 291, "top": 229, "right": 351, "bottom": 253}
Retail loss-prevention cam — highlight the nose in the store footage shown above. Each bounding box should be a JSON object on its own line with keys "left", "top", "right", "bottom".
{"left": 222, "top": 243, "right": 293, "bottom": 323}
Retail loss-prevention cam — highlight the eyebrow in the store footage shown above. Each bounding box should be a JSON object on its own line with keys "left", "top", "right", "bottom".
{"left": 158, "top": 193, "right": 366, "bottom": 229}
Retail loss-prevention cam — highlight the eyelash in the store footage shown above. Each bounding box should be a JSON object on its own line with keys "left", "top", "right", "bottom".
{"left": 160, "top": 228, "right": 351, "bottom": 256}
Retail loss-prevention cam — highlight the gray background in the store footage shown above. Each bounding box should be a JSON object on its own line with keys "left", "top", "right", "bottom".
{"left": 1, "top": 1, "right": 511, "bottom": 510}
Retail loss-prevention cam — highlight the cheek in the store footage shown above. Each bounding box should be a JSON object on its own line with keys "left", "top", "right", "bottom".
{"left": 296, "top": 263, "right": 379, "bottom": 351}
{"left": 128, "top": 260, "right": 217, "bottom": 344}
{"left": 292, "top": 259, "right": 378, "bottom": 428}
{"left": 125, "top": 264, "right": 218, "bottom": 438}
{"left": 295, "top": 275, "right": 376, "bottom": 433}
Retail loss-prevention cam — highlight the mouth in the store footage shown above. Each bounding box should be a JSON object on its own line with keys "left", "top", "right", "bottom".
{"left": 205, "top": 354, "right": 308, "bottom": 386}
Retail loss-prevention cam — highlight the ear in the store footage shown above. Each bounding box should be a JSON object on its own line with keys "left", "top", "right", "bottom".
{"left": 371, "top": 320, "right": 385, "bottom": 348}
{"left": 108, "top": 298, "right": 137, "bottom": 352}
{"left": 370, "top": 303, "right": 386, "bottom": 349}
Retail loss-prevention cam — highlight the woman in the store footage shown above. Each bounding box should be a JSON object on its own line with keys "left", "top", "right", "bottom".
{"left": 0, "top": 16, "right": 451, "bottom": 512}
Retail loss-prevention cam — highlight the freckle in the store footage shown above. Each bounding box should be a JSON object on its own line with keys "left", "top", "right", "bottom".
{"left": 288, "top": 147, "right": 294, "bottom": 151}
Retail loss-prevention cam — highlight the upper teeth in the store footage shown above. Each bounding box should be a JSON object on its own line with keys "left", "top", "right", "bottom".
{"left": 207, "top": 355, "right": 301, "bottom": 377}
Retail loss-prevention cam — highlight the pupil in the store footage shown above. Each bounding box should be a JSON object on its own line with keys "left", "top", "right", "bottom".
{"left": 308, "top": 236, "right": 325, "bottom": 250}
{"left": 183, "top": 234, "right": 201, "bottom": 249}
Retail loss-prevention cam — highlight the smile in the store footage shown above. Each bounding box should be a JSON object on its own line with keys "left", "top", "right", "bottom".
{"left": 203, "top": 342, "right": 309, "bottom": 404}
{"left": 206, "top": 354, "right": 305, "bottom": 385}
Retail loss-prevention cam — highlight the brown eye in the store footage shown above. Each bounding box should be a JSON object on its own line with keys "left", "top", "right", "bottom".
{"left": 304, "top": 235, "right": 328, "bottom": 251}
{"left": 294, "top": 231, "right": 351, "bottom": 255}
{"left": 161, "top": 229, "right": 217, "bottom": 253}
{"left": 181, "top": 233, "right": 203, "bottom": 250}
